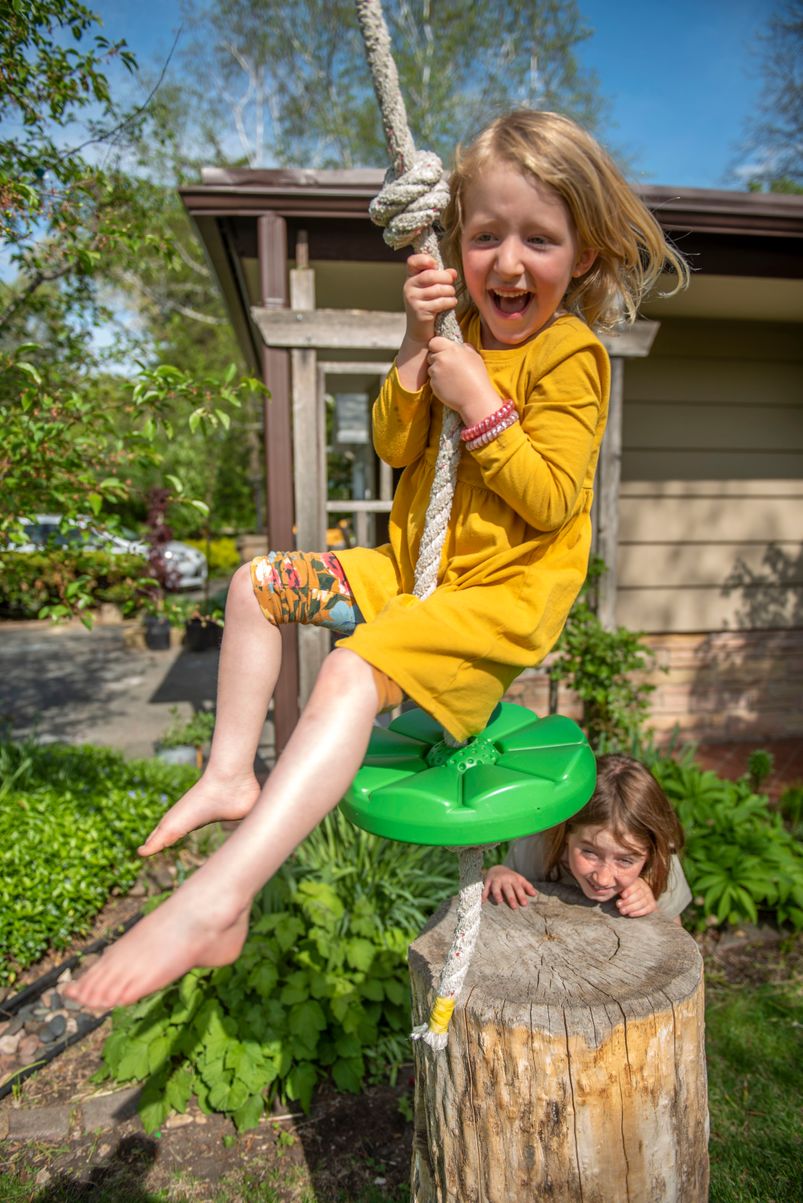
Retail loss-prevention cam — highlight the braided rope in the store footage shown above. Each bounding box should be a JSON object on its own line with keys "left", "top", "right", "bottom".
{"left": 355, "top": 0, "right": 463, "bottom": 603}
{"left": 355, "top": 0, "right": 492, "bottom": 1050}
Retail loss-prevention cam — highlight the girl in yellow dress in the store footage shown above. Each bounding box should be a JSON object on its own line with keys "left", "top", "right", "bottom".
{"left": 67, "top": 110, "right": 687, "bottom": 1009}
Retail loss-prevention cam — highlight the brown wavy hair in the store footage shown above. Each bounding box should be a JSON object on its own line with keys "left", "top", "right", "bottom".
{"left": 439, "top": 109, "right": 689, "bottom": 331}
{"left": 540, "top": 754, "right": 684, "bottom": 899}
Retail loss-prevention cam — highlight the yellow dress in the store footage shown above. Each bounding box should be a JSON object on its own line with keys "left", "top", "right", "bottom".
{"left": 336, "top": 312, "right": 610, "bottom": 742}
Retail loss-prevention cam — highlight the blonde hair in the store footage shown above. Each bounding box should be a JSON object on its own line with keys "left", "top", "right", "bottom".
{"left": 541, "top": 754, "right": 684, "bottom": 899}
{"left": 440, "top": 109, "right": 689, "bottom": 331}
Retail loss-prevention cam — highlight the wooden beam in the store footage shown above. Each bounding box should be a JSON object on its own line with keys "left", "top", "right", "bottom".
{"left": 252, "top": 306, "right": 405, "bottom": 350}
{"left": 251, "top": 309, "right": 661, "bottom": 358}
{"left": 257, "top": 212, "right": 298, "bottom": 752}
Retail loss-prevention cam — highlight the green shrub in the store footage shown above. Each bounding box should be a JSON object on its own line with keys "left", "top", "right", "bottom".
{"left": 549, "top": 558, "right": 658, "bottom": 752}
{"left": 100, "top": 875, "right": 413, "bottom": 1132}
{"left": 778, "top": 783, "right": 803, "bottom": 836}
{"left": 183, "top": 536, "right": 241, "bottom": 577}
{"left": 291, "top": 806, "right": 457, "bottom": 936}
{"left": 98, "top": 810, "right": 457, "bottom": 1133}
{"left": 654, "top": 756, "right": 803, "bottom": 931}
{"left": 0, "top": 549, "right": 148, "bottom": 620}
{"left": 157, "top": 706, "right": 216, "bottom": 750}
{"left": 0, "top": 741, "right": 197, "bottom": 984}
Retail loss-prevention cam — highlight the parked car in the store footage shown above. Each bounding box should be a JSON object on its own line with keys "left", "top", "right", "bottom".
{"left": 10, "top": 515, "right": 208, "bottom": 591}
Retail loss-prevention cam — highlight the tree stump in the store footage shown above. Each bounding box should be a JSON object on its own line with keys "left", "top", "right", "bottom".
{"left": 409, "top": 882, "right": 709, "bottom": 1203}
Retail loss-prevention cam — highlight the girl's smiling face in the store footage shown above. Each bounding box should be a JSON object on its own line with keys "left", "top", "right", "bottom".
{"left": 459, "top": 162, "right": 596, "bottom": 351}
{"left": 564, "top": 824, "right": 649, "bottom": 902}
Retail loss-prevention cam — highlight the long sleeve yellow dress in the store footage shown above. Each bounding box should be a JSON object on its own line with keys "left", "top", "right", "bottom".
{"left": 336, "top": 311, "right": 610, "bottom": 742}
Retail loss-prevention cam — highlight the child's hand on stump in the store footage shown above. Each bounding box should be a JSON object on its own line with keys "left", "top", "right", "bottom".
{"left": 616, "top": 876, "right": 658, "bottom": 917}
{"left": 483, "top": 864, "right": 538, "bottom": 909}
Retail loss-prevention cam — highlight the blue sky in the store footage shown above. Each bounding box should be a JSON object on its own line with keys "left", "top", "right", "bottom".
{"left": 92, "top": 0, "right": 773, "bottom": 189}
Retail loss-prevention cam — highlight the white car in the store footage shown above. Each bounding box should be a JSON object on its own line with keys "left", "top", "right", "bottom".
{"left": 11, "top": 515, "right": 208, "bottom": 591}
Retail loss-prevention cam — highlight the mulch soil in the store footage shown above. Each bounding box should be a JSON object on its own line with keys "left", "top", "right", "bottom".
{"left": 0, "top": 879, "right": 413, "bottom": 1203}
{"left": 2, "top": 903, "right": 801, "bottom": 1203}
{"left": 2, "top": 732, "right": 802, "bottom": 1203}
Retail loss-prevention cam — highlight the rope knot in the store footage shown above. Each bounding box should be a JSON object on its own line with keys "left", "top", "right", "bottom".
{"left": 369, "top": 149, "right": 451, "bottom": 250}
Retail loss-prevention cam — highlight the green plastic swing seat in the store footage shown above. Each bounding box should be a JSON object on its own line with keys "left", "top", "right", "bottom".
{"left": 341, "top": 701, "right": 596, "bottom": 847}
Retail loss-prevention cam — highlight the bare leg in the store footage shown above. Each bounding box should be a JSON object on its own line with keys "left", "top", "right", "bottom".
{"left": 139, "top": 564, "right": 277, "bottom": 856}
{"left": 64, "top": 649, "right": 381, "bottom": 1009}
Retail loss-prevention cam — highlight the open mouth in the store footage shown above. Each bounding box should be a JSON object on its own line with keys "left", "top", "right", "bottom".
{"left": 491, "top": 289, "right": 532, "bottom": 317}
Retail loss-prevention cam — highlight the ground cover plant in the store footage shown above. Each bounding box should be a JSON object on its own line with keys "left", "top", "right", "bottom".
{"left": 0, "top": 740, "right": 198, "bottom": 986}
{"left": 96, "top": 811, "right": 457, "bottom": 1132}
{"left": 653, "top": 755, "right": 803, "bottom": 931}
{"left": 0, "top": 736, "right": 800, "bottom": 1200}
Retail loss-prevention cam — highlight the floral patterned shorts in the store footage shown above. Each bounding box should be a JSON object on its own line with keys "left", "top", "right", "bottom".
{"left": 250, "top": 551, "right": 365, "bottom": 636}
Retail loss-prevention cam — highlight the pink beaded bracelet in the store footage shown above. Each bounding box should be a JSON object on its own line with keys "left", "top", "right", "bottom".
{"left": 460, "top": 400, "right": 516, "bottom": 444}
{"left": 464, "top": 410, "right": 519, "bottom": 451}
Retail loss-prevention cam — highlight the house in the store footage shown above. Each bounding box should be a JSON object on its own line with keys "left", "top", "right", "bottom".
{"left": 180, "top": 169, "right": 803, "bottom": 750}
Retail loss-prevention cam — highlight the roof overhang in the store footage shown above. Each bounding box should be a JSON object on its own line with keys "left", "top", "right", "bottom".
{"left": 179, "top": 169, "right": 803, "bottom": 372}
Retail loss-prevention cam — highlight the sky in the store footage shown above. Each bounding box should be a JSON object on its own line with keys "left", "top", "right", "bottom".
{"left": 89, "top": 0, "right": 775, "bottom": 191}
{"left": 8, "top": 1, "right": 774, "bottom": 289}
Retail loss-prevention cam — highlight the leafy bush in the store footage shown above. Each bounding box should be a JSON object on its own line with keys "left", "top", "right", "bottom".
{"left": 157, "top": 706, "right": 216, "bottom": 750}
{"left": 99, "top": 811, "right": 457, "bottom": 1132}
{"left": 0, "top": 549, "right": 148, "bottom": 621}
{"left": 0, "top": 741, "right": 197, "bottom": 984}
{"left": 653, "top": 757, "right": 803, "bottom": 931}
{"left": 550, "top": 558, "right": 658, "bottom": 752}
{"left": 100, "top": 876, "right": 410, "bottom": 1132}
{"left": 778, "top": 783, "right": 803, "bottom": 837}
{"left": 291, "top": 806, "right": 457, "bottom": 936}
{"left": 183, "top": 536, "right": 241, "bottom": 577}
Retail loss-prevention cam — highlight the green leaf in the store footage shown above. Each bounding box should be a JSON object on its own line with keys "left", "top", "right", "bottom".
{"left": 285, "top": 1061, "right": 317, "bottom": 1113}
{"left": 147, "top": 1034, "right": 172, "bottom": 1073}
{"left": 233, "top": 1092, "right": 264, "bottom": 1131}
{"left": 116, "top": 1041, "right": 151, "bottom": 1081}
{"left": 165, "top": 1065, "right": 194, "bottom": 1113}
{"left": 332, "top": 1057, "right": 363, "bottom": 1093}
{"left": 289, "top": 999, "right": 327, "bottom": 1038}
{"left": 138, "top": 1092, "right": 170, "bottom": 1134}
{"left": 345, "top": 938, "right": 376, "bottom": 973}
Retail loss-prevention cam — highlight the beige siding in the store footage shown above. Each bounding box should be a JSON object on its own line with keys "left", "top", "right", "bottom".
{"left": 508, "top": 629, "right": 803, "bottom": 743}
{"left": 617, "top": 319, "right": 803, "bottom": 633}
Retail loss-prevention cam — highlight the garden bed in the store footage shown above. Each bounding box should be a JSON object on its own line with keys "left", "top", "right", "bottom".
{"left": 1, "top": 926, "right": 799, "bottom": 1203}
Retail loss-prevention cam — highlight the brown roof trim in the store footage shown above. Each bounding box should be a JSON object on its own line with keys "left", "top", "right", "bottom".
{"left": 181, "top": 168, "right": 803, "bottom": 240}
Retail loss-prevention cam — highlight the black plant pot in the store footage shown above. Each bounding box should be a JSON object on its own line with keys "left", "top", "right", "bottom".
{"left": 143, "top": 614, "right": 171, "bottom": 651}
{"left": 184, "top": 617, "right": 223, "bottom": 653}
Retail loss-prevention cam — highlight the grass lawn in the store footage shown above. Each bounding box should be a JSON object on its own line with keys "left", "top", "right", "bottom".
{"left": 705, "top": 943, "right": 802, "bottom": 1203}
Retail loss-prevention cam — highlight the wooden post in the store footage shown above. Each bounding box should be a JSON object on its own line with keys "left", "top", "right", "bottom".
{"left": 290, "top": 231, "right": 330, "bottom": 707}
{"left": 595, "top": 355, "right": 624, "bottom": 630}
{"left": 593, "top": 320, "right": 660, "bottom": 631}
{"left": 257, "top": 212, "right": 298, "bottom": 753}
{"left": 409, "top": 883, "right": 709, "bottom": 1203}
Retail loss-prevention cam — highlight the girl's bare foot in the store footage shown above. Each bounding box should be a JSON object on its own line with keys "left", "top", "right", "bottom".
{"left": 139, "top": 770, "right": 261, "bottom": 856}
{"left": 63, "top": 890, "right": 250, "bottom": 1010}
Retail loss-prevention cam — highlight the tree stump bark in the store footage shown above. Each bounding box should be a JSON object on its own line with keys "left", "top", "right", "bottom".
{"left": 409, "top": 882, "right": 709, "bottom": 1203}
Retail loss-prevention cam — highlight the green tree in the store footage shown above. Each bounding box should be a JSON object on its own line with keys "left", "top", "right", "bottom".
{"left": 733, "top": 0, "right": 802, "bottom": 191}
{"left": 174, "top": 0, "right": 605, "bottom": 168}
{"left": 0, "top": 1, "right": 260, "bottom": 619}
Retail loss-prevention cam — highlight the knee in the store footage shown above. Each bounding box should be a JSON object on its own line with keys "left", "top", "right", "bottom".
{"left": 314, "top": 650, "right": 402, "bottom": 715}
{"left": 317, "top": 648, "right": 372, "bottom": 691}
{"left": 225, "top": 562, "right": 260, "bottom": 621}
